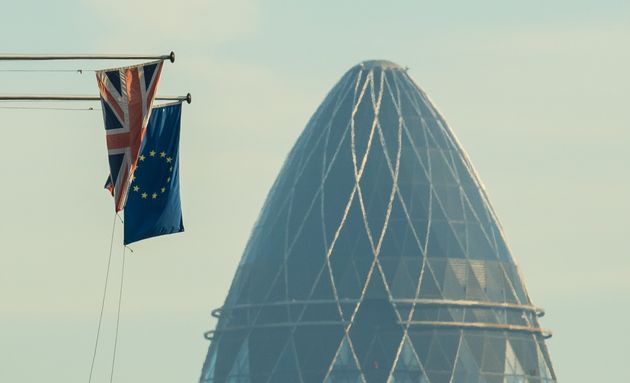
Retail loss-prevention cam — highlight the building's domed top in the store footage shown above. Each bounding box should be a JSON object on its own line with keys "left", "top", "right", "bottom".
{"left": 200, "top": 60, "right": 555, "bottom": 383}
{"left": 356, "top": 59, "right": 405, "bottom": 71}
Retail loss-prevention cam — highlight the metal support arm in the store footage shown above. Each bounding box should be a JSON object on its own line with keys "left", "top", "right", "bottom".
{"left": 0, "top": 52, "right": 175, "bottom": 63}
{"left": 0, "top": 93, "right": 192, "bottom": 104}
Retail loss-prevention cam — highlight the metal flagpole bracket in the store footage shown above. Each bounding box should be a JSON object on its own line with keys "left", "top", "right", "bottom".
{"left": 0, "top": 94, "right": 192, "bottom": 103}
{"left": 0, "top": 53, "right": 176, "bottom": 62}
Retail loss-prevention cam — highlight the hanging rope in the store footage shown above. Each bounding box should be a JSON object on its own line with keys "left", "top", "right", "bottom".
{"left": 87, "top": 212, "right": 118, "bottom": 383}
{"left": 109, "top": 245, "right": 127, "bottom": 383}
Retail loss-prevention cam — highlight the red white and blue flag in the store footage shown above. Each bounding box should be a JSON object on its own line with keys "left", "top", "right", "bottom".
{"left": 97, "top": 60, "right": 163, "bottom": 212}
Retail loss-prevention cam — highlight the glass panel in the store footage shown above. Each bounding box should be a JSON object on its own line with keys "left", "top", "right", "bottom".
{"left": 294, "top": 326, "right": 344, "bottom": 383}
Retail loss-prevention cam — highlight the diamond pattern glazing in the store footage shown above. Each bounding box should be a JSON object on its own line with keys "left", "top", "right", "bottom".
{"left": 200, "top": 60, "right": 556, "bottom": 383}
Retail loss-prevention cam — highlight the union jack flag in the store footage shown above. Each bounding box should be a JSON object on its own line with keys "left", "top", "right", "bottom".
{"left": 97, "top": 60, "right": 163, "bottom": 212}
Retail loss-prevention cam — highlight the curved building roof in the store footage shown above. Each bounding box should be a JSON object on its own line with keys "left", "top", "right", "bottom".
{"left": 200, "top": 60, "right": 556, "bottom": 383}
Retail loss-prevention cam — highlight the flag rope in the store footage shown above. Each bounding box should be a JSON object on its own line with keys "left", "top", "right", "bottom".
{"left": 87, "top": 212, "right": 118, "bottom": 383}
{"left": 109, "top": 245, "right": 127, "bottom": 383}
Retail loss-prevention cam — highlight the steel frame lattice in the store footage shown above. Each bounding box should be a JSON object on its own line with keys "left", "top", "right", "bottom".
{"left": 200, "top": 60, "right": 556, "bottom": 383}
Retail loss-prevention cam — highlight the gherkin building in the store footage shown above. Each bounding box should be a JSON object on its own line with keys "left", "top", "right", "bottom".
{"left": 200, "top": 60, "right": 556, "bottom": 383}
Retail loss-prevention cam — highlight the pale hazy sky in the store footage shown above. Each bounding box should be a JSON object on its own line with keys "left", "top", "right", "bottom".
{"left": 1, "top": 1, "right": 628, "bottom": 382}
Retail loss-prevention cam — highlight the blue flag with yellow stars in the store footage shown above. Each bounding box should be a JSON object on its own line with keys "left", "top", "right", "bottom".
{"left": 124, "top": 102, "right": 184, "bottom": 245}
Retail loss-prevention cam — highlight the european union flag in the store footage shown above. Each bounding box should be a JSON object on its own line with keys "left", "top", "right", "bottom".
{"left": 124, "top": 102, "right": 184, "bottom": 245}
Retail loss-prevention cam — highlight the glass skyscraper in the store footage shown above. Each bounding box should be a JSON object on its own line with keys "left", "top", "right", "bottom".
{"left": 200, "top": 60, "right": 556, "bottom": 383}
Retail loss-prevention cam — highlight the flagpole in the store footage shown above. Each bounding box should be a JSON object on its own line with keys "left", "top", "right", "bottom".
{"left": 0, "top": 52, "right": 176, "bottom": 63}
{"left": 0, "top": 93, "right": 192, "bottom": 104}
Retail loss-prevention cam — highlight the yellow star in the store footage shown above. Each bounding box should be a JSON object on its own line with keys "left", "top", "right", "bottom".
{"left": 161, "top": 187, "right": 166, "bottom": 193}
{"left": 141, "top": 192, "right": 148, "bottom": 199}
{"left": 167, "top": 177, "right": 171, "bottom": 183}
{"left": 133, "top": 185, "right": 140, "bottom": 192}
{"left": 130, "top": 175, "right": 136, "bottom": 182}
{"left": 149, "top": 150, "right": 156, "bottom": 157}
{"left": 139, "top": 155, "right": 145, "bottom": 161}
{"left": 166, "top": 157, "right": 172, "bottom": 163}
{"left": 169, "top": 166, "right": 173, "bottom": 172}
{"left": 152, "top": 193, "right": 158, "bottom": 199}
{"left": 160, "top": 151, "right": 166, "bottom": 158}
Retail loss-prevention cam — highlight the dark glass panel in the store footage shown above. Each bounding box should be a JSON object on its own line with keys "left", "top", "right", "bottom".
{"left": 329, "top": 199, "right": 374, "bottom": 299}
{"left": 417, "top": 270, "right": 443, "bottom": 299}
{"left": 213, "top": 331, "right": 248, "bottom": 382}
{"left": 301, "top": 302, "right": 342, "bottom": 323}
{"left": 294, "top": 326, "right": 345, "bottom": 383}
{"left": 267, "top": 340, "right": 301, "bottom": 383}
{"left": 287, "top": 207, "right": 328, "bottom": 300}
{"left": 248, "top": 328, "right": 291, "bottom": 383}
{"left": 350, "top": 299, "right": 403, "bottom": 381}
{"left": 481, "top": 335, "right": 506, "bottom": 374}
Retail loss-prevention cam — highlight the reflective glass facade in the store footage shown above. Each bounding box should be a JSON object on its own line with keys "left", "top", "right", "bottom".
{"left": 200, "top": 60, "right": 556, "bottom": 383}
